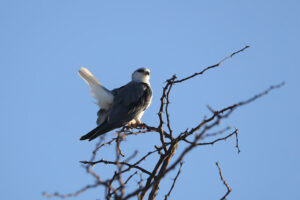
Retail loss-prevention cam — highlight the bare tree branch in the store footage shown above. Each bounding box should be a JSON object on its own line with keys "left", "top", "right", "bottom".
{"left": 172, "top": 45, "right": 250, "bottom": 84}
{"left": 80, "top": 159, "right": 152, "bottom": 175}
{"left": 164, "top": 162, "right": 183, "bottom": 200}
{"left": 42, "top": 184, "right": 99, "bottom": 199}
{"left": 216, "top": 162, "right": 231, "bottom": 200}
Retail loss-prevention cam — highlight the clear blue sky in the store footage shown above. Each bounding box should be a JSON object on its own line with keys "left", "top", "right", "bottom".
{"left": 1, "top": 0, "right": 299, "bottom": 199}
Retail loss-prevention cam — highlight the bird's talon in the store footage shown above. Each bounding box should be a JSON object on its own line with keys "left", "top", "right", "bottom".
{"left": 136, "top": 121, "right": 147, "bottom": 129}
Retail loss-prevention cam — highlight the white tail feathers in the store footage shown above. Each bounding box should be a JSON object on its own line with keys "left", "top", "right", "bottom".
{"left": 78, "top": 67, "right": 114, "bottom": 109}
{"left": 78, "top": 67, "right": 100, "bottom": 86}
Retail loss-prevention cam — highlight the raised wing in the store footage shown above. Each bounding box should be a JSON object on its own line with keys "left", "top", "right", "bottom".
{"left": 78, "top": 67, "right": 114, "bottom": 109}
{"left": 108, "top": 81, "right": 152, "bottom": 127}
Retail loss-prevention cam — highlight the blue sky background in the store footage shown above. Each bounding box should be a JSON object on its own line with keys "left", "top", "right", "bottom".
{"left": 1, "top": 0, "right": 299, "bottom": 199}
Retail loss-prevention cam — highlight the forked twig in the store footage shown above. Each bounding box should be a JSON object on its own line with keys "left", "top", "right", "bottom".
{"left": 216, "top": 162, "right": 231, "bottom": 200}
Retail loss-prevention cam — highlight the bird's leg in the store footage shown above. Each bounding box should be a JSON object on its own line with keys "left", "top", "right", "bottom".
{"left": 128, "top": 119, "right": 138, "bottom": 128}
{"left": 128, "top": 119, "right": 147, "bottom": 129}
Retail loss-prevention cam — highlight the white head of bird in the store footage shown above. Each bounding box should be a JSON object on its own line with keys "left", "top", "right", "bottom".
{"left": 132, "top": 68, "right": 151, "bottom": 84}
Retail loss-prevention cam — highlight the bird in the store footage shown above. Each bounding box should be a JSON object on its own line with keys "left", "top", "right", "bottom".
{"left": 78, "top": 67, "right": 152, "bottom": 141}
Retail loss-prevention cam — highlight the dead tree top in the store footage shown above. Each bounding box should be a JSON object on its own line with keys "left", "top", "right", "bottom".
{"left": 43, "top": 46, "right": 284, "bottom": 200}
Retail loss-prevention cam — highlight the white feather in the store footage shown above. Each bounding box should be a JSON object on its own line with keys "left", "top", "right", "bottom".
{"left": 78, "top": 67, "right": 114, "bottom": 109}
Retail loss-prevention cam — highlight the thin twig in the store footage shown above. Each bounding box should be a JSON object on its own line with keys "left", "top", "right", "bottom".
{"left": 42, "top": 184, "right": 99, "bottom": 199}
{"left": 164, "top": 162, "right": 183, "bottom": 200}
{"left": 80, "top": 159, "right": 152, "bottom": 176}
{"left": 216, "top": 162, "right": 231, "bottom": 200}
{"left": 173, "top": 45, "right": 250, "bottom": 83}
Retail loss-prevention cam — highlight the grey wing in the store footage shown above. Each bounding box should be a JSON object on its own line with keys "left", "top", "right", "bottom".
{"left": 96, "top": 108, "right": 109, "bottom": 125}
{"left": 107, "top": 82, "right": 152, "bottom": 127}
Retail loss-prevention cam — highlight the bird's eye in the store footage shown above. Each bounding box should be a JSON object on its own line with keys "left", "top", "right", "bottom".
{"left": 145, "top": 71, "right": 150, "bottom": 75}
